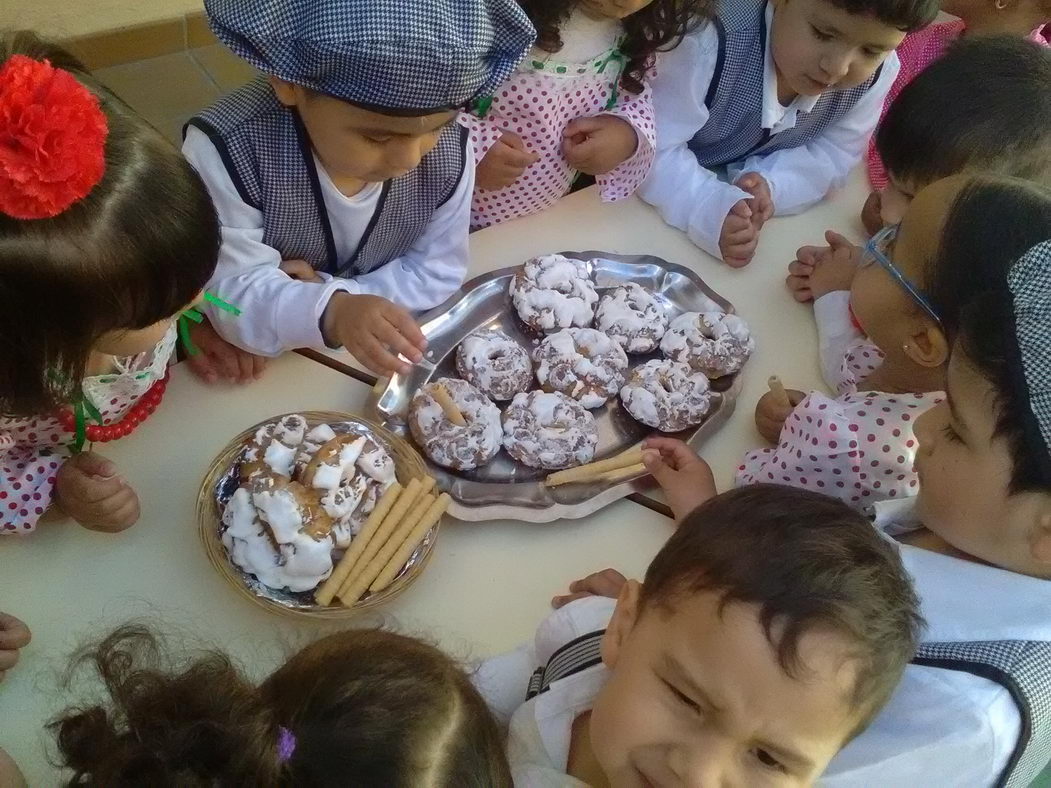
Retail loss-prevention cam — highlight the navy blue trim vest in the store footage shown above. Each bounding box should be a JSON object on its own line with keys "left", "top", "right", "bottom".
{"left": 187, "top": 77, "right": 468, "bottom": 278}
{"left": 688, "top": 0, "right": 883, "bottom": 168}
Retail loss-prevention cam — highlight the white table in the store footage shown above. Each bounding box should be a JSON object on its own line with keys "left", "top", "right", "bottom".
{"left": 1, "top": 353, "right": 672, "bottom": 784}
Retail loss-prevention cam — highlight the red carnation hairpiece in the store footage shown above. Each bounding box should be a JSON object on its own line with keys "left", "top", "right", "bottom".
{"left": 0, "top": 54, "right": 108, "bottom": 220}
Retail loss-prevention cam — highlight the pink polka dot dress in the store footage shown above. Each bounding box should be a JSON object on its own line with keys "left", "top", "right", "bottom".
{"left": 0, "top": 326, "right": 176, "bottom": 533}
{"left": 460, "top": 11, "right": 656, "bottom": 229}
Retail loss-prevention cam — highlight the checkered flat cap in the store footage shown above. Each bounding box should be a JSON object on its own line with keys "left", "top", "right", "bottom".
{"left": 1008, "top": 239, "right": 1051, "bottom": 469}
{"left": 205, "top": 0, "right": 534, "bottom": 111}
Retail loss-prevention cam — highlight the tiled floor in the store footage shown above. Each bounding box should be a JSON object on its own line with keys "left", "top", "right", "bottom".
{"left": 95, "top": 44, "right": 257, "bottom": 146}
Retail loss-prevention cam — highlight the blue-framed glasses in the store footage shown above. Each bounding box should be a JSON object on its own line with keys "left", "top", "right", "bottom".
{"left": 861, "top": 224, "right": 942, "bottom": 327}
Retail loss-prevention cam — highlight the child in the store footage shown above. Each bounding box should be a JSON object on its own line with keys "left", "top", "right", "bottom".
{"left": 638, "top": 0, "right": 937, "bottom": 266}
{"left": 0, "top": 33, "right": 221, "bottom": 534}
{"left": 476, "top": 485, "right": 921, "bottom": 785}
{"left": 0, "top": 611, "right": 30, "bottom": 682}
{"left": 740, "top": 175, "right": 1050, "bottom": 508}
{"left": 643, "top": 193, "right": 1051, "bottom": 786}
{"left": 463, "top": 0, "right": 708, "bottom": 229}
{"left": 182, "top": 0, "right": 535, "bottom": 381}
{"left": 865, "top": 0, "right": 1050, "bottom": 203}
{"left": 47, "top": 626, "right": 511, "bottom": 786}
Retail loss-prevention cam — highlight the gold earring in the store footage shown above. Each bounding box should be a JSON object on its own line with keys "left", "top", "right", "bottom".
{"left": 903, "top": 343, "right": 910, "bottom": 353}
{"left": 995, "top": 0, "right": 1008, "bottom": 9}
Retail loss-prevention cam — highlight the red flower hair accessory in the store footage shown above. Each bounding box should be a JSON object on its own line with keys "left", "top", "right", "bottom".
{"left": 0, "top": 55, "right": 108, "bottom": 220}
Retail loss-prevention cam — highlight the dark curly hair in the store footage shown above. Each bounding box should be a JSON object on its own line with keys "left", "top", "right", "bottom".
{"left": 520, "top": 0, "right": 713, "bottom": 94}
{"left": 48, "top": 626, "right": 511, "bottom": 787}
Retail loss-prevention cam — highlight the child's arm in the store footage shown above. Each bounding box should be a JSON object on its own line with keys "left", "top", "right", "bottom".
{"left": 636, "top": 30, "right": 754, "bottom": 262}
{"left": 727, "top": 54, "right": 901, "bottom": 217}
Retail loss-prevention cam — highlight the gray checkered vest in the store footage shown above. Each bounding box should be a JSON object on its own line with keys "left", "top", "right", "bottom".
{"left": 687, "top": 0, "right": 884, "bottom": 168}
{"left": 187, "top": 77, "right": 468, "bottom": 277}
{"left": 528, "top": 631, "right": 1051, "bottom": 785}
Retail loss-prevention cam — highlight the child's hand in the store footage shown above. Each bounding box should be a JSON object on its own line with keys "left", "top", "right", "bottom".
{"left": 322, "top": 292, "right": 426, "bottom": 377}
{"left": 476, "top": 132, "right": 538, "bottom": 191}
{"left": 186, "top": 317, "right": 267, "bottom": 385}
{"left": 552, "top": 568, "right": 628, "bottom": 609}
{"left": 735, "top": 172, "right": 774, "bottom": 228}
{"left": 786, "top": 243, "right": 826, "bottom": 302}
{"left": 0, "top": 612, "right": 30, "bottom": 682}
{"left": 719, "top": 200, "right": 760, "bottom": 267}
{"left": 861, "top": 190, "right": 884, "bottom": 236}
{"left": 754, "top": 388, "right": 806, "bottom": 444}
{"left": 279, "top": 258, "right": 324, "bottom": 284}
{"left": 786, "top": 231, "right": 860, "bottom": 302}
{"left": 641, "top": 437, "right": 717, "bottom": 521}
{"left": 54, "top": 453, "right": 140, "bottom": 532}
{"left": 562, "top": 115, "right": 638, "bottom": 176}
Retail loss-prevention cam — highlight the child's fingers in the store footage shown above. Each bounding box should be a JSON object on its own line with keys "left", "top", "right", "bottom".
{"left": 381, "top": 307, "right": 427, "bottom": 354}
{"left": 251, "top": 354, "right": 267, "bottom": 380}
{"left": 563, "top": 116, "right": 605, "bottom": 139}
{"left": 61, "top": 467, "right": 123, "bottom": 505}
{"left": 786, "top": 275, "right": 814, "bottom": 302}
{"left": 0, "top": 648, "right": 19, "bottom": 675}
{"left": 825, "top": 229, "right": 852, "bottom": 249}
{"left": 724, "top": 237, "right": 759, "bottom": 265}
{"left": 729, "top": 200, "right": 753, "bottom": 220}
{"left": 642, "top": 437, "right": 701, "bottom": 470}
{"left": 69, "top": 451, "right": 116, "bottom": 479}
{"left": 497, "top": 143, "right": 539, "bottom": 168}
{"left": 186, "top": 353, "right": 219, "bottom": 384}
{"left": 375, "top": 320, "right": 425, "bottom": 365}
{"left": 80, "top": 487, "right": 140, "bottom": 532}
{"left": 499, "top": 131, "right": 528, "bottom": 151}
{"left": 235, "top": 350, "right": 257, "bottom": 385}
{"left": 0, "top": 614, "right": 30, "bottom": 650}
{"left": 568, "top": 568, "right": 627, "bottom": 597}
{"left": 788, "top": 259, "right": 815, "bottom": 277}
{"left": 349, "top": 334, "right": 407, "bottom": 378}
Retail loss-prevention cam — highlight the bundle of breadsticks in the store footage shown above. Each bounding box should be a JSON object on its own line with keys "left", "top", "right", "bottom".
{"left": 542, "top": 445, "right": 647, "bottom": 487}
{"left": 315, "top": 475, "right": 449, "bottom": 607}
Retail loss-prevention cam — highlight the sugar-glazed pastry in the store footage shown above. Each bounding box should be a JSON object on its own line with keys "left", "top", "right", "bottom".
{"left": 620, "top": 359, "right": 713, "bottom": 432}
{"left": 533, "top": 328, "right": 629, "bottom": 409}
{"left": 660, "top": 311, "right": 755, "bottom": 378}
{"left": 508, "top": 254, "right": 598, "bottom": 333}
{"left": 455, "top": 329, "right": 534, "bottom": 401}
{"left": 408, "top": 378, "right": 502, "bottom": 470}
{"left": 501, "top": 390, "right": 598, "bottom": 469}
{"left": 594, "top": 283, "right": 669, "bottom": 353}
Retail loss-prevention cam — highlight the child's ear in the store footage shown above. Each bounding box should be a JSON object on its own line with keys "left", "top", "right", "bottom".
{"left": 600, "top": 580, "right": 642, "bottom": 669}
{"left": 903, "top": 323, "right": 950, "bottom": 369}
{"left": 1028, "top": 509, "right": 1051, "bottom": 566}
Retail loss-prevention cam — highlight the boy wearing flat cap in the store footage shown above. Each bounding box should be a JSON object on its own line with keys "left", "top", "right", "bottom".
{"left": 183, "top": 0, "right": 535, "bottom": 381}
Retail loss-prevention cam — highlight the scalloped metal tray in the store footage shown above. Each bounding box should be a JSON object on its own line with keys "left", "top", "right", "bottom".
{"left": 364, "top": 251, "right": 745, "bottom": 522}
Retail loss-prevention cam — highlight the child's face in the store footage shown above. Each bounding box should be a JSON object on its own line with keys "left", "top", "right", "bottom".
{"left": 587, "top": 584, "right": 860, "bottom": 786}
{"left": 913, "top": 350, "right": 1051, "bottom": 575}
{"left": 273, "top": 80, "right": 457, "bottom": 184}
{"left": 579, "top": 0, "right": 655, "bottom": 20}
{"left": 771, "top": 0, "right": 904, "bottom": 98}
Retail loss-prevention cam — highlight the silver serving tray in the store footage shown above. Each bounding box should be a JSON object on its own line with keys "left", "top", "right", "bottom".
{"left": 365, "top": 251, "right": 744, "bottom": 522}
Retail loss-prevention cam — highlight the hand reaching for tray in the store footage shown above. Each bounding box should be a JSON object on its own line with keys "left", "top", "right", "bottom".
{"left": 322, "top": 292, "right": 427, "bottom": 377}
{"left": 641, "top": 437, "right": 717, "bottom": 522}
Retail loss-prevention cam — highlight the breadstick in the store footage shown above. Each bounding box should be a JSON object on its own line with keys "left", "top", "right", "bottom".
{"left": 370, "top": 493, "right": 451, "bottom": 593}
{"left": 315, "top": 481, "right": 402, "bottom": 606}
{"left": 431, "top": 385, "right": 467, "bottom": 427}
{"left": 544, "top": 445, "right": 644, "bottom": 487}
{"left": 594, "top": 462, "right": 648, "bottom": 485}
{"left": 335, "top": 477, "right": 434, "bottom": 603}
{"left": 768, "top": 375, "right": 791, "bottom": 407}
{"left": 337, "top": 492, "right": 435, "bottom": 605}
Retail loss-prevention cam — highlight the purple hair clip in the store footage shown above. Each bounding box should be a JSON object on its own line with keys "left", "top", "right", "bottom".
{"left": 277, "top": 726, "right": 297, "bottom": 764}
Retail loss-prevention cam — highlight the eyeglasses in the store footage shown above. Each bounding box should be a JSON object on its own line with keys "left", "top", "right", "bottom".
{"left": 861, "top": 224, "right": 942, "bottom": 327}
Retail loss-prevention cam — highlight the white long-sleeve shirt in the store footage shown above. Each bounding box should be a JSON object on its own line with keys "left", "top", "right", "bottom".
{"left": 182, "top": 125, "right": 474, "bottom": 356}
{"left": 813, "top": 290, "right": 885, "bottom": 394}
{"left": 639, "top": 8, "right": 898, "bottom": 260}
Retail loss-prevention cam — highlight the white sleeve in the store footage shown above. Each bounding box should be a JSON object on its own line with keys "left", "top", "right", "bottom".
{"left": 342, "top": 141, "right": 474, "bottom": 312}
{"left": 813, "top": 291, "right": 863, "bottom": 392}
{"left": 730, "top": 54, "right": 900, "bottom": 216}
{"left": 637, "top": 27, "right": 751, "bottom": 261}
{"left": 182, "top": 126, "right": 352, "bottom": 355}
{"left": 821, "top": 664, "right": 1019, "bottom": 787}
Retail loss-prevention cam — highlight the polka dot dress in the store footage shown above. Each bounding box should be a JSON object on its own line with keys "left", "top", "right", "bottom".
{"left": 0, "top": 326, "right": 176, "bottom": 533}
{"left": 833, "top": 338, "right": 885, "bottom": 396}
{"left": 461, "top": 12, "right": 656, "bottom": 229}
{"left": 735, "top": 388, "right": 943, "bottom": 509}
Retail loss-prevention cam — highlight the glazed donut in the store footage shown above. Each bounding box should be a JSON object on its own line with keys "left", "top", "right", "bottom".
{"left": 594, "top": 283, "right": 669, "bottom": 353}
{"left": 660, "top": 311, "right": 755, "bottom": 378}
{"left": 455, "top": 329, "right": 533, "bottom": 401}
{"left": 501, "top": 390, "right": 598, "bottom": 469}
{"left": 508, "top": 254, "right": 598, "bottom": 333}
{"left": 533, "top": 328, "right": 629, "bottom": 409}
{"left": 620, "top": 359, "right": 714, "bottom": 432}
{"left": 408, "top": 377, "right": 502, "bottom": 470}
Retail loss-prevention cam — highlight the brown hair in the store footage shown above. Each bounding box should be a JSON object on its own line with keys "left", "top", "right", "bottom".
{"left": 641, "top": 485, "right": 922, "bottom": 735}
{"left": 49, "top": 626, "right": 511, "bottom": 787}
{"left": 0, "top": 31, "right": 219, "bottom": 417}
{"left": 520, "top": 0, "right": 712, "bottom": 95}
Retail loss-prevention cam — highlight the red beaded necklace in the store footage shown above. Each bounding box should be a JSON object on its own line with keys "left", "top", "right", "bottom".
{"left": 57, "top": 372, "right": 169, "bottom": 447}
